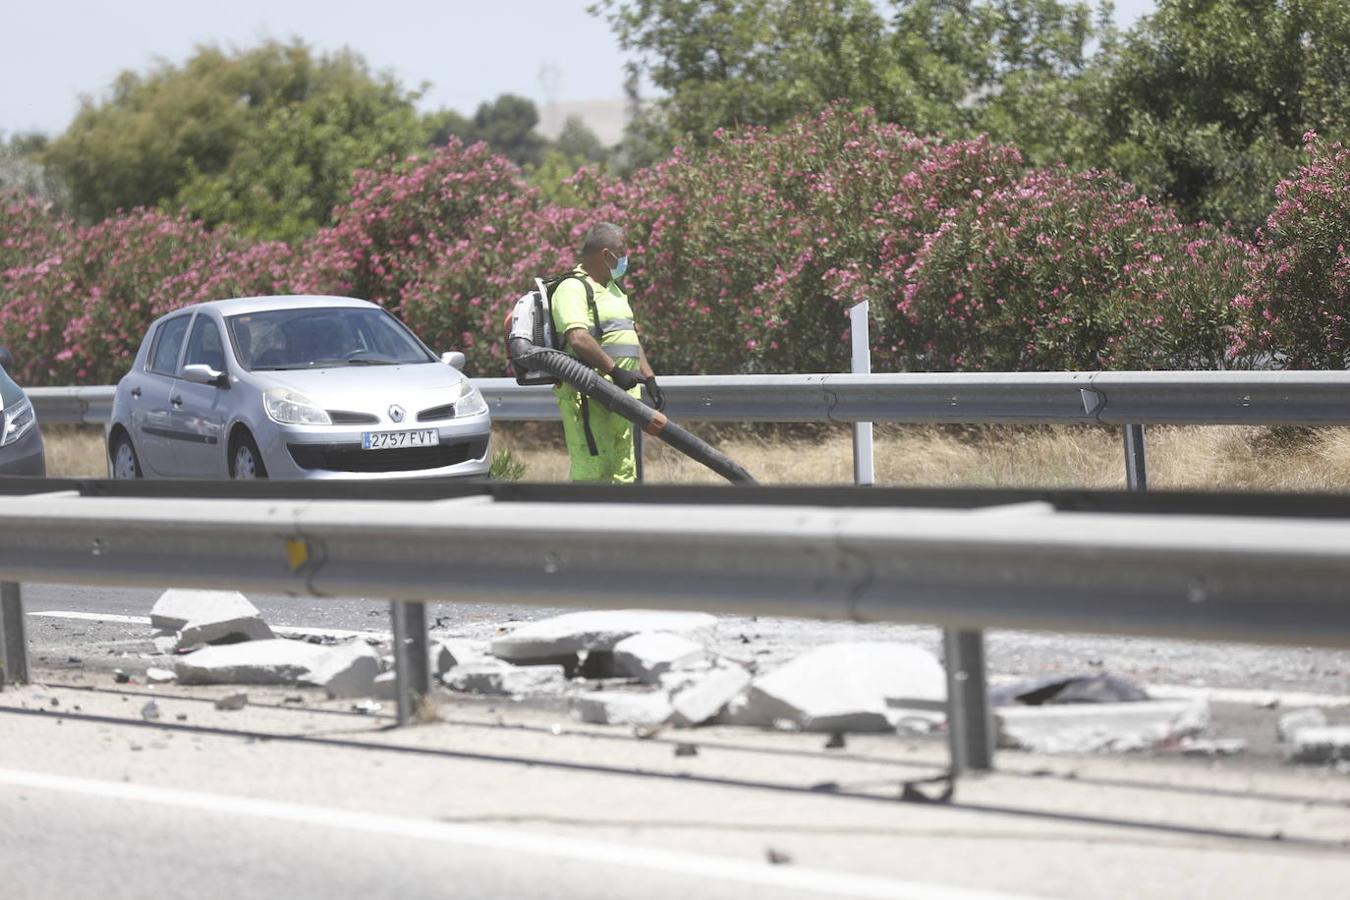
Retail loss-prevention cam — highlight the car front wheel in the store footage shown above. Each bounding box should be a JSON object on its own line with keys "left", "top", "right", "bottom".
{"left": 229, "top": 433, "right": 268, "bottom": 480}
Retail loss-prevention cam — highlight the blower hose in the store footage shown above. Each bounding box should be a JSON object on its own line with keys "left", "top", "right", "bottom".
{"left": 509, "top": 337, "right": 757, "bottom": 485}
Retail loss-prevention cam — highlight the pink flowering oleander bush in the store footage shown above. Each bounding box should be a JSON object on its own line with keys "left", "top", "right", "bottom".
{"left": 1237, "top": 135, "right": 1350, "bottom": 368}
{"left": 899, "top": 167, "right": 1254, "bottom": 371}
{"left": 291, "top": 138, "right": 588, "bottom": 374}
{"left": 572, "top": 106, "right": 1026, "bottom": 373}
{"left": 0, "top": 206, "right": 292, "bottom": 384}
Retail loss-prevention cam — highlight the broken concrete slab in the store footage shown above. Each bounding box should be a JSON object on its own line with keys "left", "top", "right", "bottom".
{"left": 490, "top": 610, "right": 718, "bottom": 665}
{"left": 1291, "top": 726, "right": 1350, "bottom": 764}
{"left": 667, "top": 664, "right": 752, "bottom": 727}
{"left": 309, "top": 641, "right": 382, "bottom": 700}
{"left": 144, "top": 667, "right": 175, "bottom": 684}
{"left": 373, "top": 671, "right": 398, "bottom": 701}
{"left": 571, "top": 689, "right": 673, "bottom": 726}
{"left": 1277, "top": 708, "right": 1328, "bottom": 743}
{"left": 435, "top": 640, "right": 488, "bottom": 676}
{"left": 741, "top": 643, "right": 946, "bottom": 733}
{"left": 173, "top": 638, "right": 366, "bottom": 689}
{"left": 991, "top": 673, "right": 1149, "bottom": 707}
{"left": 996, "top": 699, "right": 1209, "bottom": 754}
{"left": 613, "top": 632, "right": 707, "bottom": 684}
{"left": 445, "top": 661, "right": 567, "bottom": 697}
{"left": 151, "top": 589, "right": 273, "bottom": 649}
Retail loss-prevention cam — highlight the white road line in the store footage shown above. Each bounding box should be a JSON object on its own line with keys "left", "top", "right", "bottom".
{"left": 29, "top": 610, "right": 381, "bottom": 641}
{"left": 0, "top": 767, "right": 1038, "bottom": 900}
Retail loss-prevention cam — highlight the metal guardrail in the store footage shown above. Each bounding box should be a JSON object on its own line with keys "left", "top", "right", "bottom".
{"left": 5, "top": 481, "right": 1350, "bottom": 771}
{"left": 28, "top": 370, "right": 1350, "bottom": 426}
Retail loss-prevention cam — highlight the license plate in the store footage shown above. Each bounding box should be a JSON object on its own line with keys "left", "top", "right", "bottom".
{"left": 361, "top": 429, "right": 439, "bottom": 450}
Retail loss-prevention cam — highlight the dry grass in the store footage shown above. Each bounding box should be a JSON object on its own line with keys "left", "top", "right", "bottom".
{"left": 41, "top": 421, "right": 1350, "bottom": 491}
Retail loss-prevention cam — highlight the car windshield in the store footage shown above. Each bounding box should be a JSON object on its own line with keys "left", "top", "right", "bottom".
{"left": 226, "top": 307, "right": 435, "bottom": 371}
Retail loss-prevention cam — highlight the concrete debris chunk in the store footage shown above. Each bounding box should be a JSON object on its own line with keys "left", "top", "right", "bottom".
{"left": 214, "top": 693, "right": 248, "bottom": 711}
{"left": 1277, "top": 708, "right": 1328, "bottom": 743}
{"left": 140, "top": 700, "right": 160, "bottom": 721}
{"left": 151, "top": 589, "right": 274, "bottom": 649}
{"left": 667, "top": 663, "right": 752, "bottom": 727}
{"left": 996, "top": 699, "right": 1209, "bottom": 754}
{"left": 310, "top": 640, "right": 382, "bottom": 699}
{"left": 145, "top": 667, "right": 176, "bottom": 684}
{"left": 572, "top": 689, "right": 673, "bottom": 726}
{"left": 174, "top": 638, "right": 375, "bottom": 692}
{"left": 1180, "top": 737, "right": 1247, "bottom": 757}
{"left": 491, "top": 610, "right": 717, "bottom": 665}
{"left": 372, "top": 671, "right": 399, "bottom": 701}
{"left": 445, "top": 661, "right": 567, "bottom": 697}
{"left": 742, "top": 643, "right": 946, "bottom": 733}
{"left": 990, "top": 673, "right": 1149, "bottom": 706}
{"left": 1291, "top": 726, "right": 1350, "bottom": 764}
{"left": 435, "top": 640, "right": 487, "bottom": 676}
{"left": 613, "top": 632, "right": 707, "bottom": 683}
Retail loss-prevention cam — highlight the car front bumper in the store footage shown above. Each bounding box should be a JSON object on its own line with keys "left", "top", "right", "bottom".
{"left": 0, "top": 424, "right": 46, "bottom": 477}
{"left": 256, "top": 414, "right": 493, "bottom": 480}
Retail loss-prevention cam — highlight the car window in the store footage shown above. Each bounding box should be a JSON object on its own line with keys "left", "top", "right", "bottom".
{"left": 147, "top": 316, "right": 192, "bottom": 376}
{"left": 226, "top": 307, "right": 434, "bottom": 371}
{"left": 183, "top": 316, "right": 227, "bottom": 373}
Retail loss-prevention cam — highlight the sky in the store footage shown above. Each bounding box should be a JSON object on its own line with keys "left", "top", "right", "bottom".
{"left": 1, "top": 0, "right": 1159, "bottom": 138}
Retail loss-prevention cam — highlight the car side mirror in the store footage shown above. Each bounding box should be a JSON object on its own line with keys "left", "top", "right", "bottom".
{"left": 182, "top": 363, "right": 227, "bottom": 387}
{"left": 0, "top": 347, "right": 13, "bottom": 371}
{"left": 441, "top": 351, "right": 466, "bottom": 370}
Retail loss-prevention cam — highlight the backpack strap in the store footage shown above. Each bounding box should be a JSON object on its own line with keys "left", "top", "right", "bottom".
{"left": 548, "top": 271, "right": 600, "bottom": 340}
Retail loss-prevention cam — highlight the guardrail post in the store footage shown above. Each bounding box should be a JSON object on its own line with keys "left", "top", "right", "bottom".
{"left": 390, "top": 600, "right": 431, "bottom": 726}
{"left": 634, "top": 429, "right": 645, "bottom": 483}
{"left": 1, "top": 581, "right": 29, "bottom": 687}
{"left": 943, "top": 628, "right": 993, "bottom": 773}
{"left": 849, "top": 301, "right": 875, "bottom": 486}
{"left": 1123, "top": 424, "right": 1148, "bottom": 491}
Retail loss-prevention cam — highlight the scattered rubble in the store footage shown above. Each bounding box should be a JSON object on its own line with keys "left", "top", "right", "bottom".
{"left": 572, "top": 689, "right": 674, "bottom": 726}
{"left": 991, "top": 674, "right": 1149, "bottom": 707}
{"left": 214, "top": 693, "right": 248, "bottom": 711}
{"left": 996, "top": 699, "right": 1209, "bottom": 753}
{"left": 151, "top": 589, "right": 273, "bottom": 649}
{"left": 1180, "top": 737, "right": 1247, "bottom": 757}
{"left": 174, "top": 637, "right": 379, "bottom": 698}
{"left": 739, "top": 643, "right": 946, "bottom": 733}
{"left": 667, "top": 663, "right": 752, "bottom": 727}
{"left": 1290, "top": 727, "right": 1350, "bottom": 764}
{"left": 613, "top": 632, "right": 706, "bottom": 683}
{"left": 1277, "top": 708, "right": 1328, "bottom": 743}
{"left": 445, "top": 661, "right": 567, "bottom": 697}
{"left": 490, "top": 610, "right": 717, "bottom": 665}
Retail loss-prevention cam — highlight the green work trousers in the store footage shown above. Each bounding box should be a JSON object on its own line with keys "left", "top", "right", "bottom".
{"left": 555, "top": 382, "right": 641, "bottom": 483}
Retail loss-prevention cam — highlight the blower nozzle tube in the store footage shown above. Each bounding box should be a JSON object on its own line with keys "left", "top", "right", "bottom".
{"left": 509, "top": 338, "right": 757, "bottom": 485}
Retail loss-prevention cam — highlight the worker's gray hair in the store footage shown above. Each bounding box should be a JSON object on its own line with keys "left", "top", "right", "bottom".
{"left": 581, "top": 222, "right": 625, "bottom": 256}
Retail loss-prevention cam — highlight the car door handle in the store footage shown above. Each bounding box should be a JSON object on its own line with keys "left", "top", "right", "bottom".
{"left": 170, "top": 396, "right": 183, "bottom": 406}
{"left": 131, "top": 387, "right": 142, "bottom": 398}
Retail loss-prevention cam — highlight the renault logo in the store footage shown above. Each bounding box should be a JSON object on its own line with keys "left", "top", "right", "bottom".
{"left": 388, "top": 404, "right": 406, "bottom": 423}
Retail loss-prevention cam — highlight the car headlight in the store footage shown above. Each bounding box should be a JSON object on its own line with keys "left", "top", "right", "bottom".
{"left": 1, "top": 397, "right": 35, "bottom": 447}
{"left": 455, "top": 383, "right": 489, "bottom": 418}
{"left": 263, "top": 388, "right": 332, "bottom": 426}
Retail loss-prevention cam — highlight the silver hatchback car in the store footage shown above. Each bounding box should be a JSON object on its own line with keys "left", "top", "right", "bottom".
{"left": 107, "top": 296, "right": 492, "bottom": 480}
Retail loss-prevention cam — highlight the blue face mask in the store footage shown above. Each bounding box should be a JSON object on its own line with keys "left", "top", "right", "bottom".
{"left": 609, "top": 254, "right": 628, "bottom": 281}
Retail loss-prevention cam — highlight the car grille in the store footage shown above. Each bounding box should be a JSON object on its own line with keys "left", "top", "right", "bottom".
{"left": 327, "top": 410, "right": 380, "bottom": 425}
{"left": 417, "top": 403, "right": 456, "bottom": 422}
{"left": 287, "top": 439, "right": 488, "bottom": 473}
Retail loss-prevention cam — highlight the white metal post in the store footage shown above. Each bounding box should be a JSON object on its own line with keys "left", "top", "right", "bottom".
{"left": 849, "top": 301, "right": 874, "bottom": 486}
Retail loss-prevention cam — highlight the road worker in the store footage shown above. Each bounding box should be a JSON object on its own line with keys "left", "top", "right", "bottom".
{"left": 551, "top": 222, "right": 664, "bottom": 483}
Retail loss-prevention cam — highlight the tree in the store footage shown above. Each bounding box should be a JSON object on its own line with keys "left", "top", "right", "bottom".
{"left": 592, "top": 0, "right": 1112, "bottom": 160}
{"left": 1092, "top": 0, "right": 1350, "bottom": 232}
{"left": 429, "top": 94, "right": 549, "bottom": 167}
{"left": 43, "top": 40, "right": 427, "bottom": 239}
{"left": 0, "top": 132, "right": 66, "bottom": 204}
